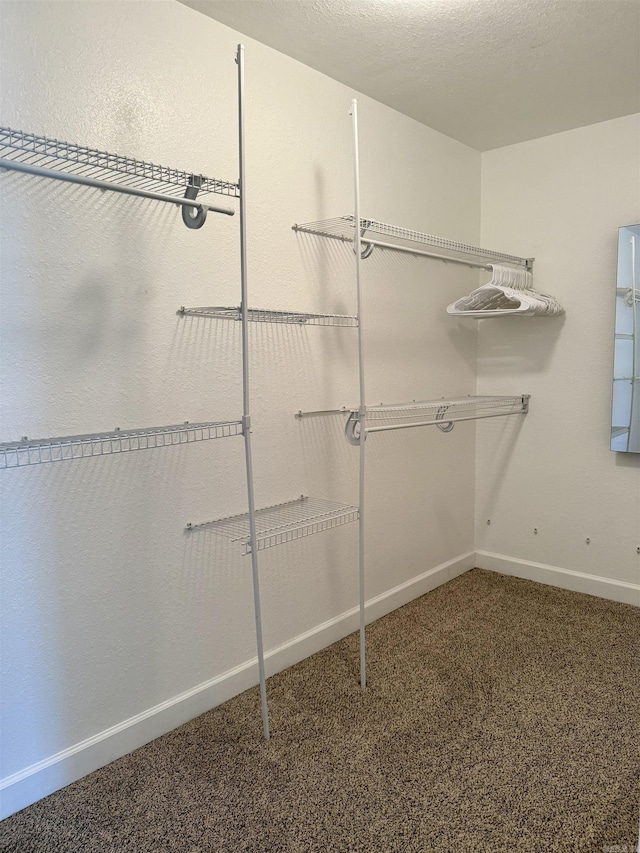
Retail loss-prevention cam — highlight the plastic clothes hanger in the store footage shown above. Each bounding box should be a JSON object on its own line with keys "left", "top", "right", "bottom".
{"left": 447, "top": 264, "right": 564, "bottom": 317}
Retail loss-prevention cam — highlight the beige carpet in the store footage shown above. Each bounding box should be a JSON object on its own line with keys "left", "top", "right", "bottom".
{"left": 1, "top": 568, "right": 639, "bottom": 853}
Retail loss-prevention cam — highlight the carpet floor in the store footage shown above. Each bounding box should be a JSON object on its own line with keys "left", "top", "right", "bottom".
{"left": 1, "top": 569, "right": 639, "bottom": 853}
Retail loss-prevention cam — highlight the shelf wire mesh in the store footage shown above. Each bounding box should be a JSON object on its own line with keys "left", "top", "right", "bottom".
{"left": 0, "top": 420, "right": 243, "bottom": 468}
{"left": 362, "top": 395, "right": 529, "bottom": 427}
{"left": 297, "top": 395, "right": 529, "bottom": 424}
{"left": 0, "top": 127, "right": 240, "bottom": 199}
{"left": 187, "top": 496, "right": 359, "bottom": 554}
{"left": 293, "top": 216, "right": 531, "bottom": 268}
{"left": 178, "top": 306, "right": 358, "bottom": 327}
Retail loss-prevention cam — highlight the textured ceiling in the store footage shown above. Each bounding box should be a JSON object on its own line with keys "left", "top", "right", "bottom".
{"left": 179, "top": 0, "right": 640, "bottom": 151}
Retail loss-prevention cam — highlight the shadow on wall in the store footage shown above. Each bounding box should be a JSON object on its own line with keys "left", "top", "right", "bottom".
{"left": 614, "top": 449, "right": 640, "bottom": 468}
{"left": 296, "top": 413, "right": 358, "bottom": 502}
{"left": 475, "top": 414, "right": 528, "bottom": 523}
{"left": 180, "top": 517, "right": 259, "bottom": 675}
{"left": 0, "top": 168, "right": 180, "bottom": 440}
{"left": 471, "top": 314, "right": 566, "bottom": 375}
{"left": 0, "top": 442, "right": 207, "bottom": 778}
{"left": 170, "top": 312, "right": 241, "bottom": 387}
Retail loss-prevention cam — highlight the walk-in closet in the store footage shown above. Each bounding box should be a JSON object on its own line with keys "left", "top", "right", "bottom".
{"left": 1, "top": 1, "right": 639, "bottom": 850}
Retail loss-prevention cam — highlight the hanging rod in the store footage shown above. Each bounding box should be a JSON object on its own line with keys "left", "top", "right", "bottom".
{"left": 357, "top": 237, "right": 492, "bottom": 270}
{"left": 0, "top": 159, "right": 235, "bottom": 221}
{"left": 295, "top": 407, "right": 354, "bottom": 418}
{"left": 0, "top": 419, "right": 243, "bottom": 468}
{"left": 293, "top": 216, "right": 534, "bottom": 272}
{"left": 0, "top": 126, "right": 240, "bottom": 228}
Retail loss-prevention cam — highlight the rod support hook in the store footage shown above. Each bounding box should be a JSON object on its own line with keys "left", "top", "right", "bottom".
{"left": 353, "top": 222, "right": 374, "bottom": 259}
{"left": 345, "top": 411, "right": 365, "bottom": 446}
{"left": 182, "top": 177, "right": 207, "bottom": 229}
{"left": 352, "top": 240, "right": 374, "bottom": 260}
{"left": 436, "top": 406, "right": 455, "bottom": 432}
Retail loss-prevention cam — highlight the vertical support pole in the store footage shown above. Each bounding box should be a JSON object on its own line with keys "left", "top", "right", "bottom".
{"left": 237, "top": 43, "right": 270, "bottom": 739}
{"left": 630, "top": 234, "right": 638, "bottom": 452}
{"left": 350, "top": 99, "right": 367, "bottom": 689}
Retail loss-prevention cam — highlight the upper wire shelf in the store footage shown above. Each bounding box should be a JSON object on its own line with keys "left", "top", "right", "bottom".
{"left": 186, "top": 496, "right": 359, "bottom": 554}
{"left": 178, "top": 306, "right": 358, "bottom": 327}
{"left": 0, "top": 419, "right": 243, "bottom": 469}
{"left": 293, "top": 216, "right": 533, "bottom": 271}
{"left": 0, "top": 127, "right": 239, "bottom": 227}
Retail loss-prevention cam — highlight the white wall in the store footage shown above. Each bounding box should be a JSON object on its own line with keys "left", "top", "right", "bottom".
{"left": 0, "top": 0, "right": 481, "bottom": 815}
{"left": 476, "top": 115, "right": 640, "bottom": 602}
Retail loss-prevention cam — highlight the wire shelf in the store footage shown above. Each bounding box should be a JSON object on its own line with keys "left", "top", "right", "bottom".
{"left": 365, "top": 395, "right": 528, "bottom": 424}
{"left": 344, "top": 395, "right": 530, "bottom": 438}
{"left": 0, "top": 420, "right": 243, "bottom": 469}
{"left": 293, "top": 216, "right": 533, "bottom": 270}
{"left": 296, "top": 396, "right": 528, "bottom": 422}
{"left": 178, "top": 306, "right": 358, "bottom": 326}
{"left": 0, "top": 126, "right": 239, "bottom": 200}
{"left": 186, "top": 496, "right": 359, "bottom": 554}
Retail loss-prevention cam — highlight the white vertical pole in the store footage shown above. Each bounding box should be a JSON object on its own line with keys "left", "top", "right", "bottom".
{"left": 237, "top": 44, "right": 270, "bottom": 739}
{"left": 350, "top": 99, "right": 367, "bottom": 688}
{"left": 629, "top": 235, "right": 638, "bottom": 452}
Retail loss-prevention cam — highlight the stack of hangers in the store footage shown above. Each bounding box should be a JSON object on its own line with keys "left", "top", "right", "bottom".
{"left": 447, "top": 264, "right": 564, "bottom": 317}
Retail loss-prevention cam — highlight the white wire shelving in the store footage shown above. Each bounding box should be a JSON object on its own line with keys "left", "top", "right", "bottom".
{"left": 0, "top": 420, "right": 243, "bottom": 469}
{"left": 0, "top": 126, "right": 239, "bottom": 227}
{"left": 355, "top": 395, "right": 530, "bottom": 435}
{"left": 178, "top": 306, "right": 358, "bottom": 326}
{"left": 293, "top": 215, "right": 534, "bottom": 272}
{"left": 296, "top": 396, "right": 530, "bottom": 441}
{"left": 291, "top": 100, "right": 535, "bottom": 697}
{"left": 186, "top": 496, "right": 359, "bottom": 554}
{"left": 1, "top": 47, "right": 275, "bottom": 740}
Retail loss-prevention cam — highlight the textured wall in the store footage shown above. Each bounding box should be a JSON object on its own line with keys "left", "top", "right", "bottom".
{"left": 476, "top": 115, "right": 640, "bottom": 590}
{"left": 0, "top": 0, "right": 480, "bottom": 786}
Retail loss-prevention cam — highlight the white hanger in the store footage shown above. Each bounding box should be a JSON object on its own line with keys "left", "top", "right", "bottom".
{"left": 447, "top": 264, "right": 564, "bottom": 317}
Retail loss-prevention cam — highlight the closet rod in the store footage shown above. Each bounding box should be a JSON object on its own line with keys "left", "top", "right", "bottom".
{"left": 326, "top": 231, "right": 496, "bottom": 270}
{"left": 363, "top": 237, "right": 492, "bottom": 269}
{"left": 295, "top": 407, "right": 352, "bottom": 418}
{"left": 0, "top": 158, "right": 236, "bottom": 217}
{"left": 365, "top": 408, "right": 528, "bottom": 434}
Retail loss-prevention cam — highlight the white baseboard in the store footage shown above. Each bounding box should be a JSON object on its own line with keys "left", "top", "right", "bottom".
{"left": 476, "top": 551, "right": 640, "bottom": 607}
{"left": 0, "top": 551, "right": 474, "bottom": 820}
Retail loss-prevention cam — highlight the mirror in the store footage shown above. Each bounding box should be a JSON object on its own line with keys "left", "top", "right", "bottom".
{"left": 611, "top": 224, "right": 640, "bottom": 452}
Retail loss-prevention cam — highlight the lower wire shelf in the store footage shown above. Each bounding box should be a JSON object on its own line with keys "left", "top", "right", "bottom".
{"left": 296, "top": 395, "right": 530, "bottom": 441}
{"left": 360, "top": 395, "right": 530, "bottom": 434}
{"left": 178, "top": 306, "right": 358, "bottom": 327}
{"left": 0, "top": 419, "right": 243, "bottom": 468}
{"left": 185, "top": 495, "right": 359, "bottom": 554}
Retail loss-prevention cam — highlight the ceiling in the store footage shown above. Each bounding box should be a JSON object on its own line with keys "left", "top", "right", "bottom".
{"left": 179, "top": 0, "right": 640, "bottom": 151}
